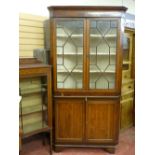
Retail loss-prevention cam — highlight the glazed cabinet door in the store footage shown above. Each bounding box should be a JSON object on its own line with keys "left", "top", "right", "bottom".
{"left": 55, "top": 99, "right": 84, "bottom": 143}
{"left": 86, "top": 99, "right": 120, "bottom": 143}
{"left": 88, "top": 19, "right": 121, "bottom": 92}
{"left": 53, "top": 19, "right": 85, "bottom": 91}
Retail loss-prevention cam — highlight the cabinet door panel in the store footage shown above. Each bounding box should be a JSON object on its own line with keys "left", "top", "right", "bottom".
{"left": 55, "top": 19, "right": 84, "bottom": 89}
{"left": 55, "top": 99, "right": 84, "bottom": 142}
{"left": 86, "top": 99, "right": 119, "bottom": 143}
{"left": 88, "top": 19, "right": 119, "bottom": 90}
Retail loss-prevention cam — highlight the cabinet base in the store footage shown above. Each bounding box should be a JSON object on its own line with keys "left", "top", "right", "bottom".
{"left": 54, "top": 144, "right": 116, "bottom": 154}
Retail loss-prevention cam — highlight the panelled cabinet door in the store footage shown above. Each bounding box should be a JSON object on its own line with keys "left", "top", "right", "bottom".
{"left": 88, "top": 19, "right": 120, "bottom": 90}
{"left": 55, "top": 19, "right": 85, "bottom": 90}
{"left": 55, "top": 99, "right": 84, "bottom": 142}
{"left": 86, "top": 99, "right": 119, "bottom": 143}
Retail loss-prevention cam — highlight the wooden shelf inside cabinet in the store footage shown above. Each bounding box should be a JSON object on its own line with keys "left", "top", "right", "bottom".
{"left": 57, "top": 34, "right": 117, "bottom": 38}
{"left": 57, "top": 53, "right": 83, "bottom": 56}
{"left": 57, "top": 70, "right": 115, "bottom": 73}
{"left": 19, "top": 58, "right": 52, "bottom": 139}
{"left": 23, "top": 121, "right": 50, "bottom": 138}
{"left": 19, "top": 104, "right": 47, "bottom": 116}
{"left": 20, "top": 86, "right": 47, "bottom": 96}
{"left": 89, "top": 53, "right": 116, "bottom": 56}
{"left": 57, "top": 53, "right": 116, "bottom": 56}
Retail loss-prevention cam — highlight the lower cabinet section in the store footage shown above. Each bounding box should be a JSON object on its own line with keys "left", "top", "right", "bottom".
{"left": 54, "top": 97, "right": 120, "bottom": 152}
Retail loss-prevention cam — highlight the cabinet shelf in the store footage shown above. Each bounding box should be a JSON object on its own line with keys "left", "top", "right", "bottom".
{"left": 57, "top": 53, "right": 116, "bottom": 56}
{"left": 57, "top": 69, "right": 115, "bottom": 73}
{"left": 89, "top": 53, "right": 116, "bottom": 56}
{"left": 22, "top": 121, "right": 49, "bottom": 138}
{"left": 20, "top": 87, "right": 46, "bottom": 95}
{"left": 57, "top": 53, "right": 83, "bottom": 56}
{"left": 20, "top": 104, "right": 47, "bottom": 116}
{"left": 90, "top": 70, "right": 115, "bottom": 73}
{"left": 57, "top": 34, "right": 116, "bottom": 38}
{"left": 57, "top": 34, "right": 82, "bottom": 38}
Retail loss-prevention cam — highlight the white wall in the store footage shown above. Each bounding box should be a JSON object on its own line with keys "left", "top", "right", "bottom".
{"left": 19, "top": 0, "right": 135, "bottom": 17}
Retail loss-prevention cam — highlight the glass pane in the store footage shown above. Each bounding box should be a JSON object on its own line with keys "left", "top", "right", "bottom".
{"left": 19, "top": 76, "right": 48, "bottom": 134}
{"left": 122, "top": 34, "right": 130, "bottom": 61}
{"left": 122, "top": 33, "right": 130, "bottom": 70}
{"left": 56, "top": 20, "right": 84, "bottom": 89}
{"left": 89, "top": 20, "right": 117, "bottom": 89}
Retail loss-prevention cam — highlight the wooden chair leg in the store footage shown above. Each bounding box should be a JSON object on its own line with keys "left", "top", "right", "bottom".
{"left": 49, "top": 130, "right": 52, "bottom": 154}
{"left": 42, "top": 133, "right": 46, "bottom": 145}
{"left": 19, "top": 128, "right": 23, "bottom": 154}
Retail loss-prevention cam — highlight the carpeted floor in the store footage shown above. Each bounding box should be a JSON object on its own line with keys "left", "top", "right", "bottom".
{"left": 21, "top": 127, "right": 135, "bottom": 155}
